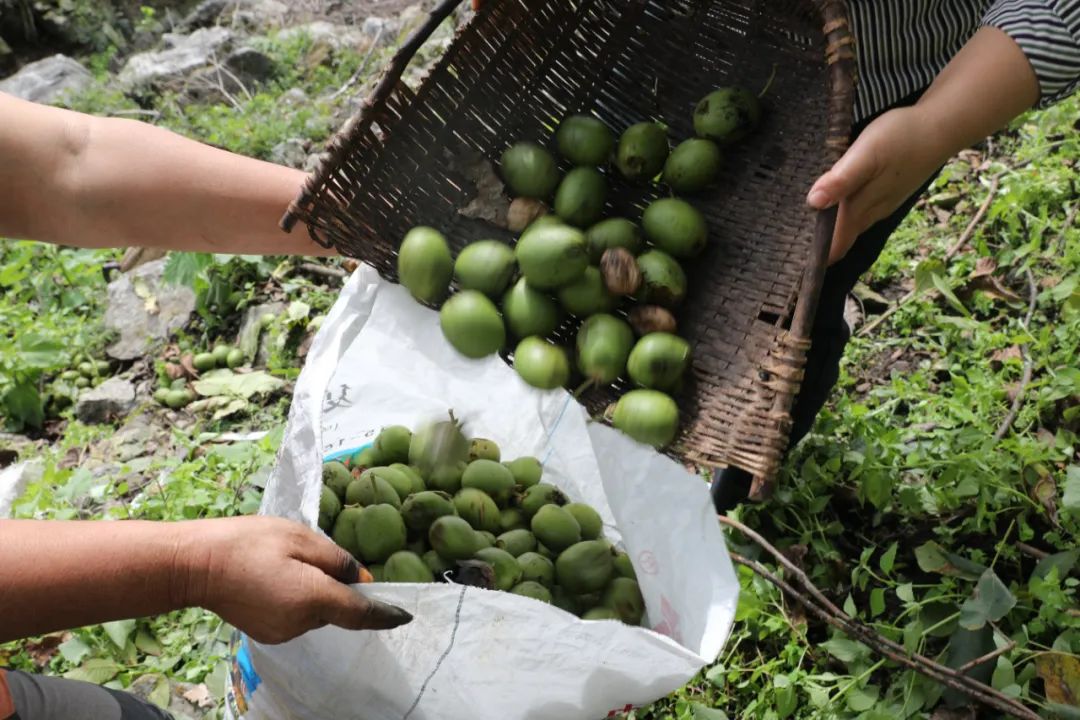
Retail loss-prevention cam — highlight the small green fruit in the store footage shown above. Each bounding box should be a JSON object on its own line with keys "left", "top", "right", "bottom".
{"left": 557, "top": 266, "right": 617, "bottom": 317}
{"left": 556, "top": 114, "right": 614, "bottom": 166}
{"left": 556, "top": 540, "right": 615, "bottom": 595}
{"left": 318, "top": 485, "right": 342, "bottom": 533}
{"left": 513, "top": 337, "right": 570, "bottom": 391}
{"left": 429, "top": 515, "right": 479, "bottom": 560}
{"left": 353, "top": 504, "right": 407, "bottom": 564}
{"left": 453, "top": 488, "right": 501, "bottom": 533}
{"left": 454, "top": 240, "right": 517, "bottom": 298}
{"left": 349, "top": 447, "right": 382, "bottom": 473}
{"left": 564, "top": 503, "right": 603, "bottom": 540}
{"left": 390, "top": 463, "right": 426, "bottom": 494}
{"left": 554, "top": 167, "right": 607, "bottom": 228}
{"left": 427, "top": 460, "right": 467, "bottom": 494}
{"left": 602, "top": 577, "right": 646, "bottom": 624}
{"left": 495, "top": 528, "right": 537, "bottom": 557}
{"left": 400, "top": 490, "right": 457, "bottom": 535}
{"left": 346, "top": 472, "right": 402, "bottom": 509}
{"left": 514, "top": 225, "right": 589, "bottom": 290}
{"left": 519, "top": 482, "right": 568, "bottom": 518}
{"left": 504, "top": 456, "right": 543, "bottom": 488}
{"left": 193, "top": 353, "right": 216, "bottom": 372}
{"left": 461, "top": 459, "right": 515, "bottom": 507}
{"left": 612, "top": 389, "right": 680, "bottom": 448}
{"left": 475, "top": 547, "right": 523, "bottom": 591}
{"left": 635, "top": 250, "right": 688, "bottom": 308}
{"left": 440, "top": 290, "right": 506, "bottom": 359}
{"left": 517, "top": 552, "right": 556, "bottom": 588}
{"left": 322, "top": 461, "right": 353, "bottom": 500}
{"left": 627, "top": 332, "right": 691, "bottom": 391}
{"left": 226, "top": 348, "right": 245, "bottom": 369}
{"left": 398, "top": 226, "right": 453, "bottom": 304}
{"left": 212, "top": 345, "right": 231, "bottom": 366}
{"left": 501, "top": 142, "right": 560, "bottom": 199}
{"left": 616, "top": 122, "right": 669, "bottom": 182}
{"left": 663, "top": 138, "right": 722, "bottom": 193}
{"left": 581, "top": 607, "right": 619, "bottom": 621}
{"left": 165, "top": 389, "right": 191, "bottom": 409}
{"left": 499, "top": 507, "right": 527, "bottom": 532}
{"left": 331, "top": 507, "right": 365, "bottom": 559}
{"left": 502, "top": 278, "right": 562, "bottom": 339}
{"left": 374, "top": 425, "right": 412, "bottom": 465}
{"left": 476, "top": 530, "right": 496, "bottom": 548}
{"left": 424, "top": 549, "right": 456, "bottom": 579}
{"left": 510, "top": 581, "right": 553, "bottom": 604}
{"left": 384, "top": 551, "right": 435, "bottom": 583}
{"left": 642, "top": 198, "right": 708, "bottom": 259}
{"left": 153, "top": 388, "right": 171, "bottom": 405}
{"left": 613, "top": 551, "right": 637, "bottom": 579}
{"left": 693, "top": 87, "right": 762, "bottom": 144}
{"left": 368, "top": 466, "right": 413, "bottom": 502}
{"left": 468, "top": 438, "right": 501, "bottom": 463}
{"left": 585, "top": 218, "right": 643, "bottom": 263}
{"left": 531, "top": 504, "right": 582, "bottom": 552}
{"left": 576, "top": 313, "right": 634, "bottom": 385}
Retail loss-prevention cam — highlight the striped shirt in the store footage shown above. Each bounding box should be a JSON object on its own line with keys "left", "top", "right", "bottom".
{"left": 849, "top": 0, "right": 1080, "bottom": 121}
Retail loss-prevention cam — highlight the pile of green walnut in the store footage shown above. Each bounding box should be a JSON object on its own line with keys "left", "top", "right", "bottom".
{"left": 152, "top": 343, "right": 244, "bottom": 409}
{"left": 319, "top": 421, "right": 646, "bottom": 626}
{"left": 394, "top": 87, "right": 762, "bottom": 450}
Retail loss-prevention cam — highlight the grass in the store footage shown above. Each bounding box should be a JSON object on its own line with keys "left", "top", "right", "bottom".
{"left": 2, "top": 19, "right": 1078, "bottom": 720}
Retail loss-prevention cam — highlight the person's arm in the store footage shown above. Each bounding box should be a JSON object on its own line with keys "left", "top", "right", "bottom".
{"left": 0, "top": 92, "right": 331, "bottom": 256}
{"left": 0, "top": 516, "right": 411, "bottom": 645}
{"left": 808, "top": 26, "right": 1044, "bottom": 264}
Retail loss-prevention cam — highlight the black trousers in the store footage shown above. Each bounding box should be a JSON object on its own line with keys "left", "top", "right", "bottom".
{"left": 0, "top": 669, "right": 173, "bottom": 720}
{"left": 713, "top": 88, "right": 941, "bottom": 510}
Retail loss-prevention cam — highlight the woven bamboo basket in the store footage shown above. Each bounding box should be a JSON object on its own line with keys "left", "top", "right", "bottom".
{"left": 281, "top": 0, "right": 856, "bottom": 499}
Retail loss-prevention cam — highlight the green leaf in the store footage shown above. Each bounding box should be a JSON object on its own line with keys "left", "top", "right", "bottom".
{"left": 896, "top": 583, "right": 915, "bottom": 604}
{"left": 102, "top": 619, "right": 136, "bottom": 649}
{"left": 17, "top": 334, "right": 67, "bottom": 368}
{"left": 63, "top": 658, "right": 122, "bottom": 684}
{"left": 862, "top": 470, "right": 893, "bottom": 509}
{"left": 193, "top": 369, "right": 284, "bottom": 399}
{"left": 846, "top": 684, "right": 879, "bottom": 712}
{"left": 163, "top": 252, "right": 214, "bottom": 287}
{"left": 287, "top": 300, "right": 311, "bottom": 322}
{"left": 931, "top": 272, "right": 971, "bottom": 316}
{"left": 959, "top": 569, "right": 1017, "bottom": 630}
{"left": 914, "top": 259, "right": 946, "bottom": 294}
{"left": 690, "top": 703, "right": 729, "bottom": 720}
{"left": 870, "top": 588, "right": 886, "bottom": 617}
{"left": 914, "top": 541, "right": 985, "bottom": 580}
{"left": 141, "top": 673, "right": 171, "bottom": 709}
{"left": 991, "top": 656, "right": 1015, "bottom": 691}
{"left": 820, "top": 637, "right": 870, "bottom": 665}
{"left": 4, "top": 381, "right": 44, "bottom": 429}
{"left": 135, "top": 629, "right": 163, "bottom": 656}
{"left": 879, "top": 543, "right": 898, "bottom": 574}
{"left": 58, "top": 636, "right": 91, "bottom": 664}
{"left": 1063, "top": 466, "right": 1080, "bottom": 514}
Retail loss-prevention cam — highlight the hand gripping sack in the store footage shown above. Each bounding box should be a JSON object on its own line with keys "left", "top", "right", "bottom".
{"left": 226, "top": 265, "right": 739, "bottom": 720}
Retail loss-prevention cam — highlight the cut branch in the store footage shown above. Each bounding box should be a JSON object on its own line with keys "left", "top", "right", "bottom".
{"left": 718, "top": 515, "right": 1039, "bottom": 720}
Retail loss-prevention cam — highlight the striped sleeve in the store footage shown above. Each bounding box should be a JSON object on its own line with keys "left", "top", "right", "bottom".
{"left": 982, "top": 0, "right": 1080, "bottom": 106}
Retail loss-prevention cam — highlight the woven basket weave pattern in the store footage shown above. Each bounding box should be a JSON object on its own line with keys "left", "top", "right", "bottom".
{"left": 284, "top": 0, "right": 854, "bottom": 495}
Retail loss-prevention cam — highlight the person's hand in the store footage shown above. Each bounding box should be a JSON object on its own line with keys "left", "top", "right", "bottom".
{"left": 806, "top": 104, "right": 944, "bottom": 265}
{"left": 176, "top": 516, "right": 412, "bottom": 644}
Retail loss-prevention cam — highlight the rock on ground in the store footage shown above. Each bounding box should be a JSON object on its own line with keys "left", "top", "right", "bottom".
{"left": 104, "top": 259, "right": 196, "bottom": 361}
{"left": 76, "top": 378, "right": 137, "bottom": 424}
{"left": 270, "top": 138, "right": 308, "bottom": 168}
{"left": 238, "top": 302, "right": 284, "bottom": 366}
{"left": 0, "top": 54, "right": 93, "bottom": 103}
{"left": 277, "top": 21, "right": 368, "bottom": 51}
{"left": 118, "top": 27, "right": 234, "bottom": 89}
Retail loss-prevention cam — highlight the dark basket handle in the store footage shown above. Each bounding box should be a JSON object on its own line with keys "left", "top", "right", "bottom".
{"left": 280, "top": 0, "right": 469, "bottom": 237}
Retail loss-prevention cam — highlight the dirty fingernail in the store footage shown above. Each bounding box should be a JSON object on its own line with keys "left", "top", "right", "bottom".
{"left": 372, "top": 601, "right": 414, "bottom": 629}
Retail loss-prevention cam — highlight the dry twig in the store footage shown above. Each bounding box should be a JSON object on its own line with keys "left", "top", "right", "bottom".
{"left": 298, "top": 262, "right": 348, "bottom": 279}
{"left": 993, "top": 268, "right": 1038, "bottom": 441}
{"left": 718, "top": 515, "right": 1039, "bottom": 720}
{"left": 858, "top": 174, "right": 1002, "bottom": 338}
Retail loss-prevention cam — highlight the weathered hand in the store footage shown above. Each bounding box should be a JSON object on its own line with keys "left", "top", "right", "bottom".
{"left": 179, "top": 516, "right": 412, "bottom": 644}
{"left": 806, "top": 105, "right": 942, "bottom": 265}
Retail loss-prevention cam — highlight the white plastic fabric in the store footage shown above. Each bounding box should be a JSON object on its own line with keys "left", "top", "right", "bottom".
{"left": 238, "top": 265, "right": 739, "bottom": 720}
